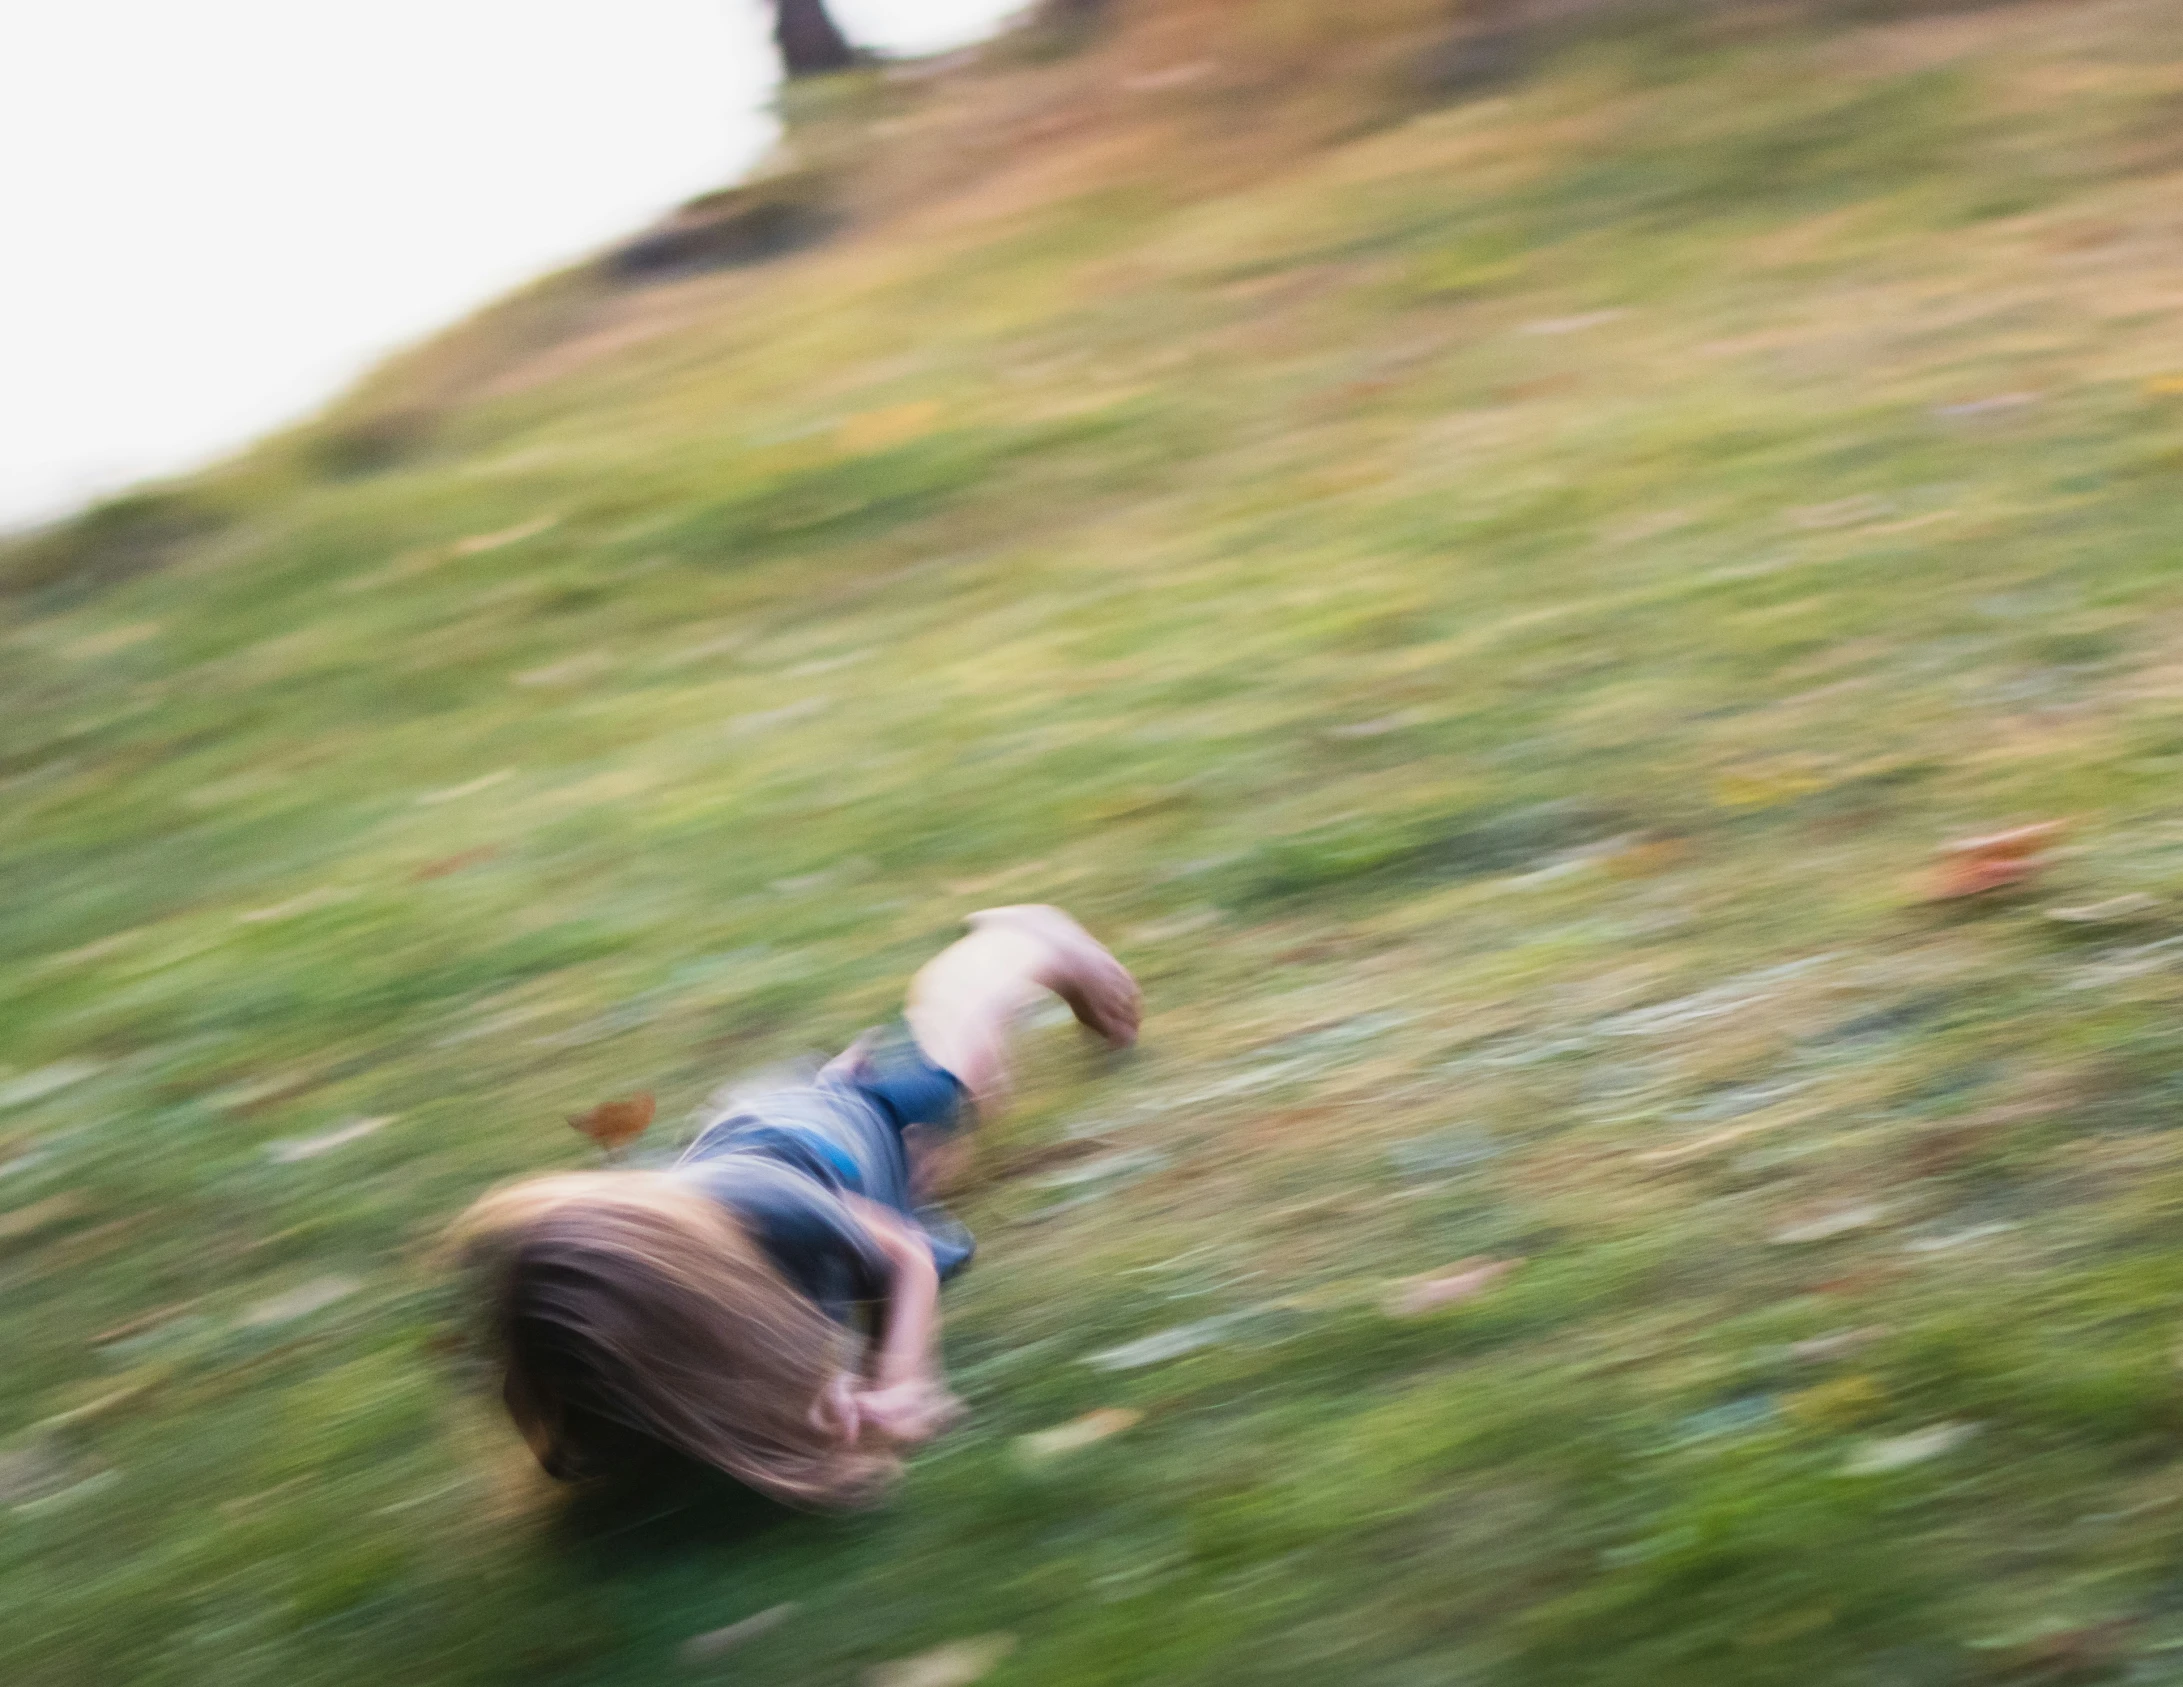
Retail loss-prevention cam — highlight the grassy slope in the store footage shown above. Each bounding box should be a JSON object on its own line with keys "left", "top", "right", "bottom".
{"left": 8, "top": 1, "right": 2183, "bottom": 1681}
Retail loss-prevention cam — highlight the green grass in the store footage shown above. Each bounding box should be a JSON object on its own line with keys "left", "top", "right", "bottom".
{"left": 10, "top": 1, "right": 2183, "bottom": 1682}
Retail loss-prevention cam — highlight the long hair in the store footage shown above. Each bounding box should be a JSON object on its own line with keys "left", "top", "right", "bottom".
{"left": 449, "top": 1171, "right": 896, "bottom": 1508}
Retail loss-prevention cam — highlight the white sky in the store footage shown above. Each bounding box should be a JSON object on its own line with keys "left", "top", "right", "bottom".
{"left": 0, "top": 0, "right": 1023, "bottom": 531}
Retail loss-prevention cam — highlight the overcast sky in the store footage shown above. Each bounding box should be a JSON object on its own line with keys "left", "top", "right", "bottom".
{"left": 0, "top": 0, "right": 1023, "bottom": 531}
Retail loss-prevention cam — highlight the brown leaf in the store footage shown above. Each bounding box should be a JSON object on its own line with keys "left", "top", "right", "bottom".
{"left": 569, "top": 1093, "right": 655, "bottom": 1152}
{"left": 1927, "top": 821, "right": 2065, "bottom": 901}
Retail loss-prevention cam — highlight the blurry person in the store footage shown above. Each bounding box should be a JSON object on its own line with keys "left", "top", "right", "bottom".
{"left": 451, "top": 906, "right": 1139, "bottom": 1508}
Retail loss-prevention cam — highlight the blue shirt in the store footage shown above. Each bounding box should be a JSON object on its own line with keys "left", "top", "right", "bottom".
{"left": 673, "top": 1047, "right": 972, "bottom": 1323}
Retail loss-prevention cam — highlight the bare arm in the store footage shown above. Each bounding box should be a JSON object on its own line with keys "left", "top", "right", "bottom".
{"left": 842, "top": 1195, "right": 959, "bottom": 1443}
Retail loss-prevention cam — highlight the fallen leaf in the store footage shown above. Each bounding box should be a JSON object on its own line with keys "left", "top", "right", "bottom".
{"left": 1384, "top": 1257, "right": 1521, "bottom": 1318}
{"left": 864, "top": 1635, "right": 1016, "bottom": 1687}
{"left": 1017, "top": 1408, "right": 1141, "bottom": 1462}
{"left": 2144, "top": 375, "right": 2183, "bottom": 396}
{"left": 678, "top": 1602, "right": 797, "bottom": 1666}
{"left": 1926, "top": 821, "right": 2064, "bottom": 901}
{"left": 569, "top": 1093, "right": 655, "bottom": 1152}
{"left": 1841, "top": 1421, "right": 1976, "bottom": 1475}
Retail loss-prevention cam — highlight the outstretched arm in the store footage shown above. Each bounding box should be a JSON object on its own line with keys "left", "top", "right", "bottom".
{"left": 903, "top": 905, "right": 1140, "bottom": 1111}
{"left": 843, "top": 1195, "right": 958, "bottom": 1444}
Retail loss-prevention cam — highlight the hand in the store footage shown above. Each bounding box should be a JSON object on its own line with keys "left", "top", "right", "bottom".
{"left": 852, "top": 1379, "right": 964, "bottom": 1446}
{"left": 810, "top": 1371, "right": 862, "bottom": 1444}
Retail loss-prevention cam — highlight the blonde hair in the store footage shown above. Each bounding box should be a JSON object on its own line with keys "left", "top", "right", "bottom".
{"left": 450, "top": 1171, "right": 897, "bottom": 1508}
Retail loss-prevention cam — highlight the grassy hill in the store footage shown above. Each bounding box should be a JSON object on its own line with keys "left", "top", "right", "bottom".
{"left": 8, "top": 1, "right": 2183, "bottom": 1681}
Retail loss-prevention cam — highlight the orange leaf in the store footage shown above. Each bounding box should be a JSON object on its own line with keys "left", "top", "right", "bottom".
{"left": 568, "top": 1093, "right": 654, "bottom": 1151}
{"left": 1926, "top": 820, "right": 2064, "bottom": 901}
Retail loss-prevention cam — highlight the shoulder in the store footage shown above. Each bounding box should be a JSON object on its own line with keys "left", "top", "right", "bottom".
{"left": 679, "top": 1157, "right": 890, "bottom": 1300}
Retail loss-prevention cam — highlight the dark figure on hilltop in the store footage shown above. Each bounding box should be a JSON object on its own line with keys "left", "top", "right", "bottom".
{"left": 772, "top": 0, "right": 856, "bottom": 77}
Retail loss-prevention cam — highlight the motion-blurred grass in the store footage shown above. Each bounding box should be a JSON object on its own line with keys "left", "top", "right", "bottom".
{"left": 9, "top": 1, "right": 2183, "bottom": 1681}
